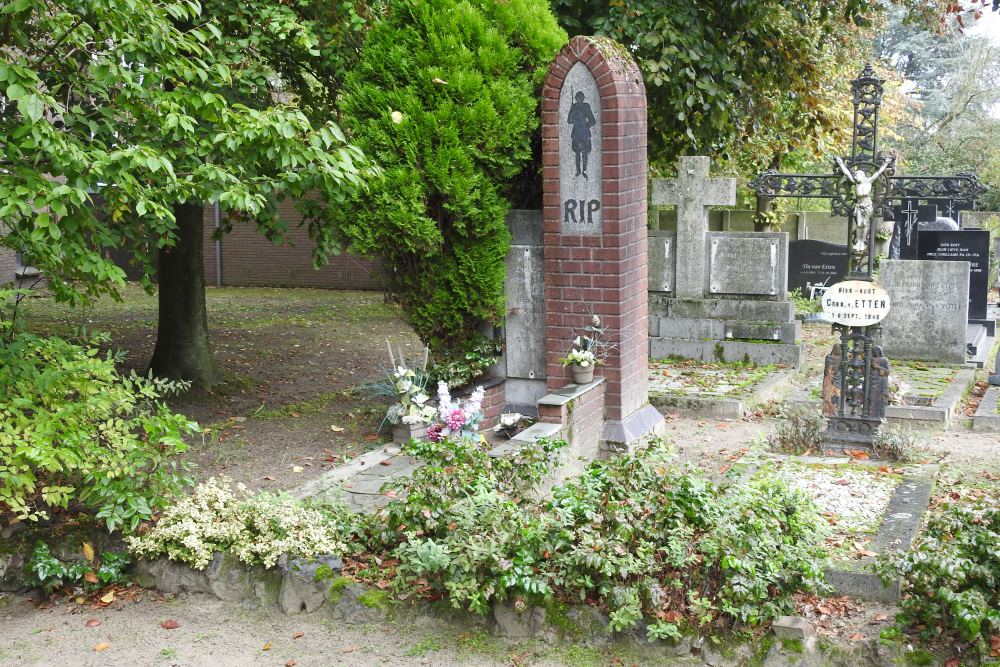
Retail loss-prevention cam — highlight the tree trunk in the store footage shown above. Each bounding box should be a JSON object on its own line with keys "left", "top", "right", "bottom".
{"left": 149, "top": 202, "right": 221, "bottom": 389}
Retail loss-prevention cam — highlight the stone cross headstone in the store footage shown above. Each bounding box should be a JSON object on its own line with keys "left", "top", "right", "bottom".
{"left": 651, "top": 157, "right": 736, "bottom": 299}
{"left": 541, "top": 35, "right": 664, "bottom": 450}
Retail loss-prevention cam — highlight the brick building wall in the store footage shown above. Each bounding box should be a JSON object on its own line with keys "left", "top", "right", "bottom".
{"left": 200, "top": 201, "right": 383, "bottom": 290}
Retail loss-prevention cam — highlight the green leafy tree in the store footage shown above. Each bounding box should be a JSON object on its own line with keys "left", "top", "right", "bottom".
{"left": 334, "top": 0, "right": 565, "bottom": 354}
{"left": 0, "top": 0, "right": 376, "bottom": 388}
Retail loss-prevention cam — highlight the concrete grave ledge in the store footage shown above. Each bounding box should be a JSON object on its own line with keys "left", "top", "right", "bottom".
{"left": 972, "top": 385, "right": 1000, "bottom": 432}
{"left": 130, "top": 554, "right": 913, "bottom": 666}
{"left": 786, "top": 365, "right": 976, "bottom": 426}
{"left": 650, "top": 367, "right": 797, "bottom": 420}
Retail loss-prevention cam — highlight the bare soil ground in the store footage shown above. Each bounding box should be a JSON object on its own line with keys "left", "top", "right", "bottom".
{"left": 19, "top": 285, "right": 421, "bottom": 492}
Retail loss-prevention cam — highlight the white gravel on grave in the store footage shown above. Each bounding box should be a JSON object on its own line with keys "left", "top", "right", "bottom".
{"left": 777, "top": 464, "right": 900, "bottom": 536}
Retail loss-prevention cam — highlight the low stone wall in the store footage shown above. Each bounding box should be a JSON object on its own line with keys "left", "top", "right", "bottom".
{"left": 130, "top": 553, "right": 911, "bottom": 667}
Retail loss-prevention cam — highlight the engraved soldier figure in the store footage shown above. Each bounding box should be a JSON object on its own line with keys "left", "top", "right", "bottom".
{"left": 567, "top": 91, "right": 596, "bottom": 178}
{"left": 835, "top": 156, "right": 892, "bottom": 266}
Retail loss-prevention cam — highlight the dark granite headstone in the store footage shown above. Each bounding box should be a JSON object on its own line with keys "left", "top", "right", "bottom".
{"left": 889, "top": 201, "right": 936, "bottom": 260}
{"left": 787, "top": 239, "right": 849, "bottom": 296}
{"left": 918, "top": 229, "right": 990, "bottom": 320}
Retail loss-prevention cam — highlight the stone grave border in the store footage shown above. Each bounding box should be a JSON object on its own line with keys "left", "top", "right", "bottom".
{"left": 787, "top": 365, "right": 977, "bottom": 426}
{"left": 972, "top": 385, "right": 1000, "bottom": 432}
{"left": 650, "top": 366, "right": 797, "bottom": 420}
{"left": 742, "top": 454, "right": 937, "bottom": 603}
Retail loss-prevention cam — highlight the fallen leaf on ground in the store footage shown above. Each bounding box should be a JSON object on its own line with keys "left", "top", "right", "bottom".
{"left": 292, "top": 466, "right": 304, "bottom": 473}
{"left": 341, "top": 645, "right": 357, "bottom": 653}
{"left": 262, "top": 642, "right": 272, "bottom": 651}
{"left": 330, "top": 425, "right": 345, "bottom": 432}
{"left": 84, "top": 619, "right": 102, "bottom": 628}
{"left": 84, "top": 571, "right": 99, "bottom": 584}
{"left": 292, "top": 632, "right": 305, "bottom": 640}
{"left": 844, "top": 449, "right": 870, "bottom": 460}
{"left": 847, "top": 633, "right": 864, "bottom": 641}
{"left": 82, "top": 543, "right": 95, "bottom": 561}
{"left": 161, "top": 619, "right": 180, "bottom": 630}
{"left": 719, "top": 464, "right": 731, "bottom": 474}
{"left": 286, "top": 661, "right": 297, "bottom": 667}
{"left": 379, "top": 460, "right": 392, "bottom": 466}
{"left": 100, "top": 591, "right": 115, "bottom": 604}
{"left": 94, "top": 643, "right": 111, "bottom": 652}
{"left": 945, "top": 659, "right": 960, "bottom": 667}
{"left": 873, "top": 613, "right": 889, "bottom": 622}
{"left": 384, "top": 490, "right": 397, "bottom": 498}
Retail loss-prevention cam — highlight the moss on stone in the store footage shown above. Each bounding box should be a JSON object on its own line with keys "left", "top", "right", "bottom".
{"left": 780, "top": 637, "right": 804, "bottom": 654}
{"left": 326, "top": 576, "right": 352, "bottom": 605}
{"left": 357, "top": 588, "right": 391, "bottom": 610}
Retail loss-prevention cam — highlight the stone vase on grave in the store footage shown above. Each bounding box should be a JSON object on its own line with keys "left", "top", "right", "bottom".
{"left": 571, "top": 363, "right": 594, "bottom": 385}
{"left": 391, "top": 422, "right": 428, "bottom": 445}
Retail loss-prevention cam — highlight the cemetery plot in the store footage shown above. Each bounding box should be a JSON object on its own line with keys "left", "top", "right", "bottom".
{"left": 648, "top": 358, "right": 791, "bottom": 419}
{"left": 787, "top": 321, "right": 976, "bottom": 425}
{"left": 745, "top": 454, "right": 937, "bottom": 602}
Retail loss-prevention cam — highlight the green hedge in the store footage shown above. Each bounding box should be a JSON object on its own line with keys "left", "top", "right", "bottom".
{"left": 335, "top": 0, "right": 565, "bottom": 353}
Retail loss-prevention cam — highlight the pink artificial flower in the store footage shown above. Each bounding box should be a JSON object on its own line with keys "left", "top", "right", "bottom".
{"left": 427, "top": 423, "right": 444, "bottom": 442}
{"left": 446, "top": 408, "right": 466, "bottom": 431}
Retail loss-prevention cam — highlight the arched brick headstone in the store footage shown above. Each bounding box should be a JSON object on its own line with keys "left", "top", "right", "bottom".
{"left": 541, "top": 36, "right": 664, "bottom": 449}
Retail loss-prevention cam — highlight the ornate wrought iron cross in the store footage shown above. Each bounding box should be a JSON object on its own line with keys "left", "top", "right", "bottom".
{"left": 750, "top": 64, "right": 987, "bottom": 278}
{"left": 750, "top": 64, "right": 986, "bottom": 452}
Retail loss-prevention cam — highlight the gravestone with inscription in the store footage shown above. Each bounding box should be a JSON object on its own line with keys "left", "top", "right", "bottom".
{"left": 918, "top": 229, "right": 990, "bottom": 322}
{"left": 648, "top": 156, "right": 804, "bottom": 368}
{"left": 787, "top": 239, "right": 849, "bottom": 296}
{"left": 879, "top": 259, "right": 970, "bottom": 364}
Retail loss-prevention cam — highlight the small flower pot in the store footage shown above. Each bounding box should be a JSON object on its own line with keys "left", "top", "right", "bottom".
{"left": 392, "top": 422, "right": 428, "bottom": 444}
{"left": 571, "top": 363, "right": 594, "bottom": 384}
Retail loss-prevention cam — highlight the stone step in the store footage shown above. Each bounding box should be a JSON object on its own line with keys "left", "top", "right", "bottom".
{"left": 649, "top": 295, "right": 794, "bottom": 323}
{"left": 648, "top": 317, "right": 798, "bottom": 344}
{"left": 968, "top": 335, "right": 995, "bottom": 369}
{"left": 488, "top": 422, "right": 561, "bottom": 458}
{"left": 967, "top": 323, "right": 987, "bottom": 355}
{"left": 649, "top": 337, "right": 805, "bottom": 368}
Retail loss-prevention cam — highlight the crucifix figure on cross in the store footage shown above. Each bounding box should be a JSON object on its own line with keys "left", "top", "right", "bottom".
{"left": 834, "top": 155, "right": 893, "bottom": 267}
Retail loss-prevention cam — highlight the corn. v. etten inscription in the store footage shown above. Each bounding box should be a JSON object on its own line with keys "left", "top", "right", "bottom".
{"left": 559, "top": 62, "right": 602, "bottom": 235}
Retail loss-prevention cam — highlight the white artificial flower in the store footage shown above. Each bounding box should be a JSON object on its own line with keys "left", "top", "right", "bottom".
{"left": 390, "top": 111, "right": 403, "bottom": 124}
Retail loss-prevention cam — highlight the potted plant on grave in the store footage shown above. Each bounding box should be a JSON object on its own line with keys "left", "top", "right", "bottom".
{"left": 558, "top": 316, "right": 609, "bottom": 385}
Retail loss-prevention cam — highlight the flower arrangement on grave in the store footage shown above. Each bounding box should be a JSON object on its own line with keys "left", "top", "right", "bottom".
{"left": 373, "top": 341, "right": 436, "bottom": 430}
{"left": 558, "top": 315, "right": 611, "bottom": 383}
{"left": 426, "top": 381, "right": 485, "bottom": 442}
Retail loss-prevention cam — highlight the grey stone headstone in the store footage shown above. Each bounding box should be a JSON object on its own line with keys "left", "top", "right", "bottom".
{"left": 879, "top": 259, "right": 970, "bottom": 364}
{"left": 647, "top": 231, "right": 676, "bottom": 292}
{"left": 559, "top": 62, "right": 602, "bottom": 235}
{"left": 706, "top": 232, "right": 787, "bottom": 298}
{"left": 504, "top": 211, "right": 546, "bottom": 380}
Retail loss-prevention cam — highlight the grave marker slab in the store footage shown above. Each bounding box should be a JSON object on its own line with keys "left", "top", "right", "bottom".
{"left": 788, "top": 239, "right": 849, "bottom": 295}
{"left": 917, "top": 229, "right": 990, "bottom": 321}
{"left": 707, "top": 233, "right": 785, "bottom": 296}
{"left": 647, "top": 231, "right": 676, "bottom": 293}
{"left": 879, "top": 259, "right": 970, "bottom": 364}
{"left": 558, "top": 62, "right": 603, "bottom": 236}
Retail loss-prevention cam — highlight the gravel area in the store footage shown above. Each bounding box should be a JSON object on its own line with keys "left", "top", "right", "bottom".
{"left": 777, "top": 464, "right": 900, "bottom": 553}
{"left": 648, "top": 359, "right": 776, "bottom": 397}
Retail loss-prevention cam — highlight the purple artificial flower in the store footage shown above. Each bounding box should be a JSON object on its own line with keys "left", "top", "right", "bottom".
{"left": 427, "top": 423, "right": 444, "bottom": 442}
